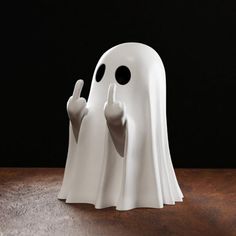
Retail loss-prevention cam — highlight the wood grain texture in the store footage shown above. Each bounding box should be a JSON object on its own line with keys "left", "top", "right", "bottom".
{"left": 0, "top": 168, "right": 235, "bottom": 236}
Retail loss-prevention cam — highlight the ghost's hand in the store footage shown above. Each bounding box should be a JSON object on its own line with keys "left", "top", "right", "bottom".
{"left": 67, "top": 80, "right": 88, "bottom": 141}
{"left": 104, "top": 84, "right": 126, "bottom": 157}
{"left": 104, "top": 84, "right": 125, "bottom": 125}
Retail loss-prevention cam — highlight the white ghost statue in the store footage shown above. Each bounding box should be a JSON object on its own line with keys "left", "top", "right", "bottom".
{"left": 58, "top": 42, "right": 184, "bottom": 210}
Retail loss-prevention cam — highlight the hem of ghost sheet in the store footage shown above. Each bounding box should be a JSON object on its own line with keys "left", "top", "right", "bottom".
{"left": 57, "top": 196, "right": 184, "bottom": 211}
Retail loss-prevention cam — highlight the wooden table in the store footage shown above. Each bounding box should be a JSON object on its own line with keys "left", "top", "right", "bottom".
{"left": 0, "top": 168, "right": 235, "bottom": 236}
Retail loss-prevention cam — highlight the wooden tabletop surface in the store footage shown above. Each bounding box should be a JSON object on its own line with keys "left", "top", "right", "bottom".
{"left": 0, "top": 168, "right": 235, "bottom": 236}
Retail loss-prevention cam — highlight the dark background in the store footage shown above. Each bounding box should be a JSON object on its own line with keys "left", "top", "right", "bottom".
{"left": 1, "top": 1, "right": 236, "bottom": 167}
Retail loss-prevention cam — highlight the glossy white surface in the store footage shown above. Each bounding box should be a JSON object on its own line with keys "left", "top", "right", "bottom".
{"left": 58, "top": 42, "right": 184, "bottom": 210}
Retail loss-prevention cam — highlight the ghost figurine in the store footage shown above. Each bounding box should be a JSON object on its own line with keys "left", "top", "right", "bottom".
{"left": 58, "top": 42, "right": 184, "bottom": 210}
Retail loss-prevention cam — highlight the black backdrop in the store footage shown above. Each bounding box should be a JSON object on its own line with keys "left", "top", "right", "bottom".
{"left": 1, "top": 1, "right": 236, "bottom": 167}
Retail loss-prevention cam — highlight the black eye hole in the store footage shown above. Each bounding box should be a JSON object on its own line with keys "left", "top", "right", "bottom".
{"left": 115, "top": 66, "right": 131, "bottom": 85}
{"left": 96, "top": 64, "right": 106, "bottom": 82}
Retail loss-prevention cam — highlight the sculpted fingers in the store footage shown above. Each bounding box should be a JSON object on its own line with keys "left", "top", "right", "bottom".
{"left": 104, "top": 84, "right": 125, "bottom": 125}
{"left": 107, "top": 83, "right": 116, "bottom": 104}
{"left": 67, "top": 80, "right": 88, "bottom": 120}
{"left": 72, "top": 80, "right": 84, "bottom": 100}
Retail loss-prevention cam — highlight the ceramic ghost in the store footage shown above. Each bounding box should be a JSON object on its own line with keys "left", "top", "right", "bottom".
{"left": 58, "top": 42, "right": 184, "bottom": 210}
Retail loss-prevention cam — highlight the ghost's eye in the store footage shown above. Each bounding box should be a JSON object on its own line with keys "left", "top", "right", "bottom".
{"left": 96, "top": 64, "right": 106, "bottom": 82}
{"left": 115, "top": 66, "right": 131, "bottom": 85}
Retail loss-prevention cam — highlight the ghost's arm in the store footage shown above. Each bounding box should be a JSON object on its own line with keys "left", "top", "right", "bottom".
{"left": 104, "top": 84, "right": 126, "bottom": 157}
{"left": 67, "top": 80, "right": 88, "bottom": 142}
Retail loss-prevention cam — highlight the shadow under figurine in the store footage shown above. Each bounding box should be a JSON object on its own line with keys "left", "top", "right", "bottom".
{"left": 58, "top": 42, "right": 184, "bottom": 210}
